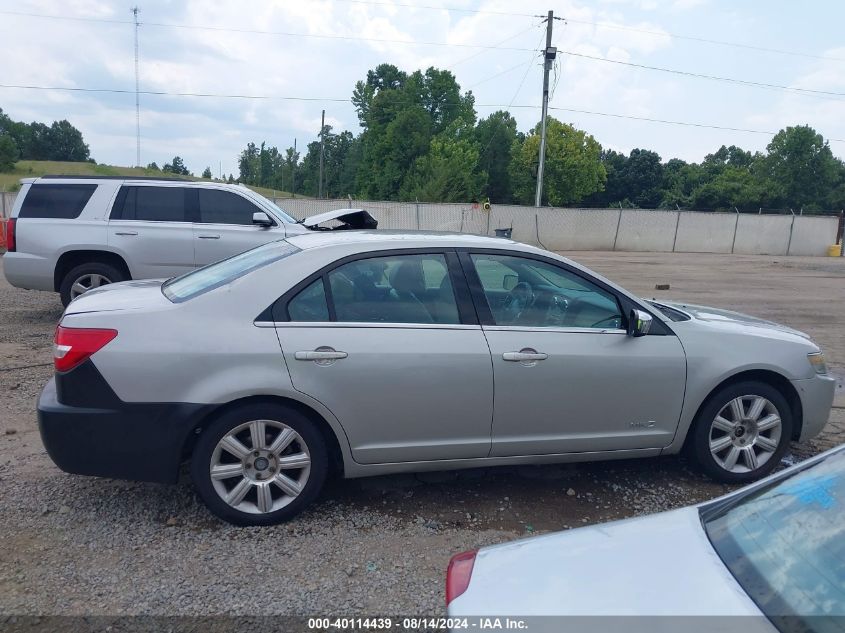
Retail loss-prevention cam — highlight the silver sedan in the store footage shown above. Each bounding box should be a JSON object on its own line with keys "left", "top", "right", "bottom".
{"left": 37, "top": 232, "right": 836, "bottom": 525}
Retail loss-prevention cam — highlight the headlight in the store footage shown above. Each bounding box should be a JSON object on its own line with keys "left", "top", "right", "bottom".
{"left": 808, "top": 352, "right": 828, "bottom": 375}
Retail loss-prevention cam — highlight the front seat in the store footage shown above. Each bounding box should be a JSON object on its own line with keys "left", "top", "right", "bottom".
{"left": 387, "top": 261, "right": 434, "bottom": 323}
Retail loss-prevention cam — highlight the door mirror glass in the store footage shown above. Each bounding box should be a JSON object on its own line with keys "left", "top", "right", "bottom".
{"left": 253, "top": 211, "right": 273, "bottom": 227}
{"left": 502, "top": 274, "right": 518, "bottom": 291}
{"left": 627, "top": 309, "right": 653, "bottom": 337}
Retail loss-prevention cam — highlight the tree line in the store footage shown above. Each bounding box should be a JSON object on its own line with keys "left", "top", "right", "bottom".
{"left": 236, "top": 63, "right": 845, "bottom": 213}
{"left": 0, "top": 107, "right": 91, "bottom": 170}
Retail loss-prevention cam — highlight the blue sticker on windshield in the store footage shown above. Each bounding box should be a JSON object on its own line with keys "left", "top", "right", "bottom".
{"left": 778, "top": 473, "right": 839, "bottom": 509}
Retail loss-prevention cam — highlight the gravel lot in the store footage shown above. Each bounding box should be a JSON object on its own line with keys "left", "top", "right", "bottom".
{"left": 0, "top": 251, "right": 843, "bottom": 616}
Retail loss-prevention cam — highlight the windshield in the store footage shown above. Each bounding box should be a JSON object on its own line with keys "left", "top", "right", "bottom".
{"left": 236, "top": 186, "right": 296, "bottom": 224}
{"left": 162, "top": 240, "right": 299, "bottom": 302}
{"left": 702, "top": 449, "right": 845, "bottom": 629}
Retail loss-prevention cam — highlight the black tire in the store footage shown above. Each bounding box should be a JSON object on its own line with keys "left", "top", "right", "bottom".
{"left": 690, "top": 380, "right": 793, "bottom": 484}
{"left": 190, "top": 403, "right": 328, "bottom": 526}
{"left": 59, "top": 262, "right": 126, "bottom": 307}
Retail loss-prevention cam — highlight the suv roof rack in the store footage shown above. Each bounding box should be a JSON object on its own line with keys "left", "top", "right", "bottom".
{"left": 40, "top": 175, "right": 193, "bottom": 182}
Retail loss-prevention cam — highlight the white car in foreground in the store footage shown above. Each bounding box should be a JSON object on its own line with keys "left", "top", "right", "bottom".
{"left": 447, "top": 444, "right": 845, "bottom": 631}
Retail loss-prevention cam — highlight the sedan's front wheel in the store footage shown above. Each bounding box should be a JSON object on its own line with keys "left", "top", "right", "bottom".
{"left": 191, "top": 403, "right": 328, "bottom": 525}
{"left": 690, "top": 381, "right": 793, "bottom": 484}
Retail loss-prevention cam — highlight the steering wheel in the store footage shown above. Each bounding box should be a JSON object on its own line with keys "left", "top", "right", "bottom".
{"left": 502, "top": 282, "right": 535, "bottom": 320}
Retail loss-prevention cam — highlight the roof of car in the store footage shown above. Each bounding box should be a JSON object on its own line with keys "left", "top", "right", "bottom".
{"left": 285, "top": 230, "right": 529, "bottom": 251}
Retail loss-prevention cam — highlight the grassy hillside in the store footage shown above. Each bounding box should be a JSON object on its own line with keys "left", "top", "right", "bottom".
{"left": 0, "top": 160, "right": 295, "bottom": 199}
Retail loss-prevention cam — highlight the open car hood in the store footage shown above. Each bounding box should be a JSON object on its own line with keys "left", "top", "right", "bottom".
{"left": 300, "top": 208, "right": 378, "bottom": 230}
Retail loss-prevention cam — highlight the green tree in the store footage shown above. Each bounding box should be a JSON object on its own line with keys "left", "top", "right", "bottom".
{"left": 400, "top": 121, "right": 486, "bottom": 202}
{"left": 690, "top": 166, "right": 764, "bottom": 210}
{"left": 300, "top": 126, "right": 361, "bottom": 197}
{"left": 163, "top": 156, "right": 190, "bottom": 175}
{"left": 510, "top": 117, "right": 606, "bottom": 206}
{"left": 760, "top": 125, "right": 838, "bottom": 210}
{"left": 0, "top": 134, "right": 19, "bottom": 171}
{"left": 475, "top": 111, "right": 519, "bottom": 203}
{"left": 46, "top": 120, "right": 90, "bottom": 161}
{"left": 146, "top": 161, "right": 160, "bottom": 171}
{"left": 202, "top": 166, "right": 213, "bottom": 179}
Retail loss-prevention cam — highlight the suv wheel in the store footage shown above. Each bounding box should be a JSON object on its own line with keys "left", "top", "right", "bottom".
{"left": 190, "top": 403, "right": 328, "bottom": 526}
{"left": 690, "top": 380, "right": 793, "bottom": 484}
{"left": 59, "top": 262, "right": 126, "bottom": 307}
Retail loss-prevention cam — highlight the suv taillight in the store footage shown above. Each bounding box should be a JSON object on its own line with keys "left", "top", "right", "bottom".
{"left": 54, "top": 326, "right": 117, "bottom": 373}
{"left": 5, "top": 218, "right": 15, "bottom": 252}
{"left": 446, "top": 549, "right": 477, "bottom": 605}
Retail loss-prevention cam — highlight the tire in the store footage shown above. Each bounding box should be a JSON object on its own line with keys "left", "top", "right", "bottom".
{"left": 690, "top": 380, "right": 793, "bottom": 484}
{"left": 190, "top": 403, "right": 328, "bottom": 526}
{"left": 59, "top": 262, "right": 125, "bottom": 307}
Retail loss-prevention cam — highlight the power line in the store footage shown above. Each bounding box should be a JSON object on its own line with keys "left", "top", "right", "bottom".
{"left": 446, "top": 22, "right": 541, "bottom": 69}
{"left": 326, "top": 0, "right": 535, "bottom": 18}
{"left": 561, "top": 17, "right": 845, "bottom": 62}
{"left": 560, "top": 49, "right": 845, "bottom": 99}
{"left": 0, "top": 9, "right": 535, "bottom": 52}
{"left": 548, "top": 106, "right": 845, "bottom": 142}
{"left": 2, "top": 83, "right": 844, "bottom": 143}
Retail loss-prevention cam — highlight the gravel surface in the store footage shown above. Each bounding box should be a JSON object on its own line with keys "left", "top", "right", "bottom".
{"left": 0, "top": 251, "right": 843, "bottom": 616}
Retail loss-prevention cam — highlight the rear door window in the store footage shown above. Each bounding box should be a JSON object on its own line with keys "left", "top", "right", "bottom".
{"left": 112, "top": 186, "right": 190, "bottom": 222}
{"left": 198, "top": 189, "right": 263, "bottom": 225}
{"left": 18, "top": 184, "right": 97, "bottom": 219}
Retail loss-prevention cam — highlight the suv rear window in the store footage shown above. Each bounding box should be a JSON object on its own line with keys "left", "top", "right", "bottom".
{"left": 18, "top": 184, "right": 97, "bottom": 219}
{"left": 112, "top": 186, "right": 189, "bottom": 222}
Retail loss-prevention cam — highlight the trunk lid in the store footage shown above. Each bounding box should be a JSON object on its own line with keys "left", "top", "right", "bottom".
{"left": 64, "top": 279, "right": 171, "bottom": 315}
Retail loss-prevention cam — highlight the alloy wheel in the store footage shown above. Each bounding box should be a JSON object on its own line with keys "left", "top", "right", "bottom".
{"left": 70, "top": 273, "right": 112, "bottom": 300}
{"left": 209, "top": 419, "right": 311, "bottom": 514}
{"left": 709, "top": 395, "right": 782, "bottom": 474}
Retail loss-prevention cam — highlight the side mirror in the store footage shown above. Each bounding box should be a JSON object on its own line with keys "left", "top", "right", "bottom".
{"left": 253, "top": 211, "right": 274, "bottom": 227}
{"left": 503, "top": 274, "right": 518, "bottom": 291}
{"left": 627, "top": 309, "right": 653, "bottom": 337}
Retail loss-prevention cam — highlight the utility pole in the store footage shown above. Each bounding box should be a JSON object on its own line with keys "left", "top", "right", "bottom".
{"left": 132, "top": 7, "right": 141, "bottom": 168}
{"left": 292, "top": 138, "right": 297, "bottom": 198}
{"left": 534, "top": 10, "right": 556, "bottom": 208}
{"left": 318, "top": 110, "right": 326, "bottom": 199}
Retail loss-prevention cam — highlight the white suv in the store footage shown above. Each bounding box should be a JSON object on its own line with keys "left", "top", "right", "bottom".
{"left": 3, "top": 176, "right": 375, "bottom": 305}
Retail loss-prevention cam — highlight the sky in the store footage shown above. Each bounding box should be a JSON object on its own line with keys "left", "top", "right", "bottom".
{"left": 1, "top": 0, "right": 844, "bottom": 177}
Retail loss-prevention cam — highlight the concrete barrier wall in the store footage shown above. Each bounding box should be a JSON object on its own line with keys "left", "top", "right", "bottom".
{"left": 673, "top": 212, "right": 737, "bottom": 253}
{"left": 790, "top": 216, "right": 839, "bottom": 256}
{"left": 734, "top": 215, "right": 792, "bottom": 255}
{"left": 0, "top": 190, "right": 838, "bottom": 256}
{"left": 614, "top": 209, "right": 679, "bottom": 252}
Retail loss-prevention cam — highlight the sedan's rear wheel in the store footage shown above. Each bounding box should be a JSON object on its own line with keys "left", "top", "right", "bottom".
{"left": 691, "top": 381, "right": 792, "bottom": 484}
{"left": 191, "top": 404, "right": 328, "bottom": 525}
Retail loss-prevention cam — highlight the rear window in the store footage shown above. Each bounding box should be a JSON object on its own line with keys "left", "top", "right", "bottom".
{"left": 113, "top": 186, "right": 189, "bottom": 222}
{"left": 18, "top": 184, "right": 97, "bottom": 219}
{"left": 162, "top": 240, "right": 300, "bottom": 302}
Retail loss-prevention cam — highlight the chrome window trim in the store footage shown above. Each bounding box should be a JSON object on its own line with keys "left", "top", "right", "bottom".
{"left": 482, "top": 325, "right": 627, "bottom": 335}
{"left": 254, "top": 321, "right": 481, "bottom": 331}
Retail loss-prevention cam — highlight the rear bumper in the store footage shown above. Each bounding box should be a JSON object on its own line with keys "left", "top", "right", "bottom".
{"left": 37, "top": 373, "right": 213, "bottom": 484}
{"left": 791, "top": 374, "right": 836, "bottom": 441}
{"left": 2, "top": 251, "right": 55, "bottom": 291}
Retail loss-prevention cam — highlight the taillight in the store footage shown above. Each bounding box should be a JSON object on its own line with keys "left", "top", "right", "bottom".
{"left": 446, "top": 549, "right": 477, "bottom": 605}
{"left": 5, "top": 218, "right": 15, "bottom": 252}
{"left": 54, "top": 326, "right": 117, "bottom": 373}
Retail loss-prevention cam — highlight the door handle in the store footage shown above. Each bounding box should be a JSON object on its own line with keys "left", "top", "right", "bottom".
{"left": 197, "top": 234, "right": 220, "bottom": 239}
{"left": 295, "top": 348, "right": 348, "bottom": 364}
{"left": 503, "top": 349, "right": 548, "bottom": 362}
{"left": 114, "top": 231, "right": 138, "bottom": 236}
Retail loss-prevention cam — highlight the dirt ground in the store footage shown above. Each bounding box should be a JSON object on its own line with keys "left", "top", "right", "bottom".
{"left": 0, "top": 250, "right": 843, "bottom": 616}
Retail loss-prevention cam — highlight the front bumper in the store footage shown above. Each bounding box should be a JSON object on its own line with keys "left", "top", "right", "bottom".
{"left": 37, "top": 373, "right": 213, "bottom": 484}
{"left": 791, "top": 374, "right": 837, "bottom": 441}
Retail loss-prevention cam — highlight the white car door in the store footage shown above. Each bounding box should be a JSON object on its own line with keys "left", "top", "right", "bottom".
{"left": 107, "top": 184, "right": 195, "bottom": 279}
{"left": 193, "top": 188, "right": 286, "bottom": 266}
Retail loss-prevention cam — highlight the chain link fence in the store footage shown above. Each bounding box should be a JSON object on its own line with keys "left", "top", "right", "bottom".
{"left": 0, "top": 190, "right": 840, "bottom": 256}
